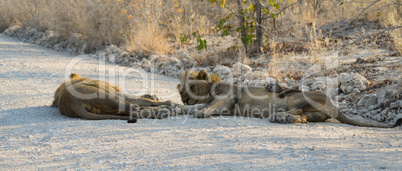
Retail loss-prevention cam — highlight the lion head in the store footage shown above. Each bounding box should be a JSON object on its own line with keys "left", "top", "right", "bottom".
{"left": 51, "top": 73, "right": 91, "bottom": 107}
{"left": 177, "top": 70, "right": 221, "bottom": 105}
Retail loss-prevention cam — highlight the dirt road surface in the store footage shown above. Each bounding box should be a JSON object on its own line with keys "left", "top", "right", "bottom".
{"left": 0, "top": 34, "right": 401, "bottom": 170}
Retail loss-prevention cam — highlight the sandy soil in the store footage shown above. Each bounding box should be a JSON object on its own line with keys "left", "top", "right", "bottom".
{"left": 0, "top": 34, "right": 401, "bottom": 170}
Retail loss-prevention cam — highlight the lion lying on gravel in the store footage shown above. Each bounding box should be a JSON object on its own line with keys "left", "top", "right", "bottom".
{"left": 52, "top": 73, "right": 178, "bottom": 122}
{"left": 177, "top": 70, "right": 402, "bottom": 128}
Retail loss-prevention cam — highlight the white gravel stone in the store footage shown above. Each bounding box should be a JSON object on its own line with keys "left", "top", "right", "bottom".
{"left": 377, "top": 89, "right": 399, "bottom": 107}
{"left": 390, "top": 101, "right": 401, "bottom": 109}
{"left": 338, "top": 73, "right": 369, "bottom": 94}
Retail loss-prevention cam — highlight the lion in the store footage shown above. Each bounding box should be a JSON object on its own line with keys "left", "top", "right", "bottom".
{"left": 265, "top": 83, "right": 302, "bottom": 98}
{"left": 52, "top": 73, "right": 179, "bottom": 122}
{"left": 177, "top": 70, "right": 402, "bottom": 128}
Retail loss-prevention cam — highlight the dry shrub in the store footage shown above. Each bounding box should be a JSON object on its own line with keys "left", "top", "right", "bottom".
{"left": 390, "top": 31, "right": 402, "bottom": 55}
{"left": 165, "top": 0, "right": 219, "bottom": 43}
{"left": 0, "top": 0, "right": 132, "bottom": 50}
{"left": 0, "top": 0, "right": 399, "bottom": 57}
{"left": 273, "top": 0, "right": 401, "bottom": 52}
{"left": 267, "top": 54, "right": 280, "bottom": 78}
{"left": 125, "top": 25, "right": 171, "bottom": 54}
{"left": 383, "top": 3, "right": 402, "bottom": 55}
{"left": 0, "top": 0, "right": 36, "bottom": 32}
{"left": 0, "top": 0, "right": 217, "bottom": 54}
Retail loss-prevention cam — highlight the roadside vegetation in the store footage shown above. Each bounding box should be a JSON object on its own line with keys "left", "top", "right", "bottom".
{"left": 0, "top": 0, "right": 400, "bottom": 64}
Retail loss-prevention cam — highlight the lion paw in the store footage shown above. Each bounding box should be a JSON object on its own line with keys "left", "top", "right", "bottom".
{"left": 171, "top": 104, "right": 183, "bottom": 116}
{"left": 156, "top": 108, "right": 171, "bottom": 119}
{"left": 269, "top": 112, "right": 306, "bottom": 124}
{"left": 156, "top": 104, "right": 183, "bottom": 119}
{"left": 193, "top": 110, "right": 210, "bottom": 118}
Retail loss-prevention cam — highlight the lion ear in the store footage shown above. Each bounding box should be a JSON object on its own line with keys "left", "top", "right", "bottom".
{"left": 69, "top": 73, "right": 81, "bottom": 80}
{"left": 188, "top": 70, "right": 198, "bottom": 79}
{"left": 196, "top": 70, "right": 208, "bottom": 80}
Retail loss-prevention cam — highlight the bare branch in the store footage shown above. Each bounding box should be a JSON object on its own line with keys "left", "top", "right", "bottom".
{"left": 261, "top": 0, "right": 307, "bottom": 20}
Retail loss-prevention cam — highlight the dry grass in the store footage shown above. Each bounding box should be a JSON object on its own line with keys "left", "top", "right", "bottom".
{"left": 258, "top": 0, "right": 402, "bottom": 80}
{"left": 124, "top": 25, "right": 171, "bottom": 54}
{"left": 0, "top": 0, "right": 217, "bottom": 53}
{"left": 0, "top": 0, "right": 400, "bottom": 58}
{"left": 391, "top": 31, "right": 402, "bottom": 55}
{"left": 0, "top": 0, "right": 132, "bottom": 49}
{"left": 383, "top": 3, "right": 402, "bottom": 55}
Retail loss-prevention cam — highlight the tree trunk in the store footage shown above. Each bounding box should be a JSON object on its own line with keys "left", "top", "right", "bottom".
{"left": 237, "top": 0, "right": 248, "bottom": 54}
{"left": 254, "top": 0, "right": 262, "bottom": 54}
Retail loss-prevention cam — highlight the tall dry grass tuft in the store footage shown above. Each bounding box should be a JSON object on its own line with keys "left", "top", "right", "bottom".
{"left": 0, "top": 0, "right": 217, "bottom": 54}
{"left": 382, "top": 2, "right": 402, "bottom": 54}
{"left": 125, "top": 24, "right": 171, "bottom": 54}
{"left": 0, "top": 0, "right": 134, "bottom": 51}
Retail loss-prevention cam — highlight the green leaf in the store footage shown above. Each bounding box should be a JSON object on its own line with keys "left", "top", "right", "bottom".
{"left": 270, "top": 13, "right": 277, "bottom": 19}
{"left": 249, "top": 4, "right": 255, "bottom": 12}
{"left": 376, "top": 11, "right": 381, "bottom": 17}
{"left": 340, "top": 2, "right": 344, "bottom": 5}
{"left": 220, "top": 18, "right": 226, "bottom": 25}
{"left": 222, "top": 30, "right": 229, "bottom": 37}
{"left": 196, "top": 36, "right": 207, "bottom": 51}
{"left": 236, "top": 27, "right": 241, "bottom": 32}
{"left": 262, "top": 8, "right": 268, "bottom": 14}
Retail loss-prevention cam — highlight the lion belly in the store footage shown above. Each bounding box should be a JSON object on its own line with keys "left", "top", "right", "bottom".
{"left": 233, "top": 88, "right": 289, "bottom": 117}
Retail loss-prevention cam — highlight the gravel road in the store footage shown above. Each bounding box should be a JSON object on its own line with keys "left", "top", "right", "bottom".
{"left": 0, "top": 34, "right": 401, "bottom": 170}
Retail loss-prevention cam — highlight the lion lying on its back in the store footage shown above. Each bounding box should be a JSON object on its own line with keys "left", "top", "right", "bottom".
{"left": 177, "top": 70, "right": 402, "bottom": 128}
{"left": 52, "top": 73, "right": 175, "bottom": 122}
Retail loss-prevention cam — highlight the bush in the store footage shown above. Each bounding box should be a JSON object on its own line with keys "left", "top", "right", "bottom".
{"left": 0, "top": 0, "right": 216, "bottom": 53}
{"left": 0, "top": 0, "right": 400, "bottom": 55}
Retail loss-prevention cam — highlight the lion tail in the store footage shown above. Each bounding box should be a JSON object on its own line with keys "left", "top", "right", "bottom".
{"left": 334, "top": 109, "right": 402, "bottom": 128}
{"left": 298, "top": 91, "right": 401, "bottom": 128}
{"left": 70, "top": 100, "right": 131, "bottom": 120}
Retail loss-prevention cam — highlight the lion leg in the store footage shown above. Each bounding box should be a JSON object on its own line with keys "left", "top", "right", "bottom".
{"left": 68, "top": 99, "right": 134, "bottom": 120}
{"left": 150, "top": 100, "right": 174, "bottom": 106}
{"left": 278, "top": 89, "right": 302, "bottom": 98}
{"left": 193, "top": 98, "right": 233, "bottom": 118}
{"left": 269, "top": 109, "right": 307, "bottom": 124}
{"left": 136, "top": 105, "right": 175, "bottom": 119}
{"left": 140, "top": 94, "right": 160, "bottom": 101}
{"left": 283, "top": 109, "right": 328, "bottom": 123}
{"left": 136, "top": 106, "right": 161, "bottom": 119}
{"left": 86, "top": 97, "right": 141, "bottom": 120}
{"left": 80, "top": 103, "right": 102, "bottom": 114}
{"left": 125, "top": 94, "right": 174, "bottom": 107}
{"left": 269, "top": 110, "right": 329, "bottom": 124}
{"left": 303, "top": 111, "right": 329, "bottom": 122}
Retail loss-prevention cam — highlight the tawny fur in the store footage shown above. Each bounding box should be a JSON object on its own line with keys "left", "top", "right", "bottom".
{"left": 52, "top": 73, "right": 174, "bottom": 120}
{"left": 177, "top": 70, "right": 401, "bottom": 128}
